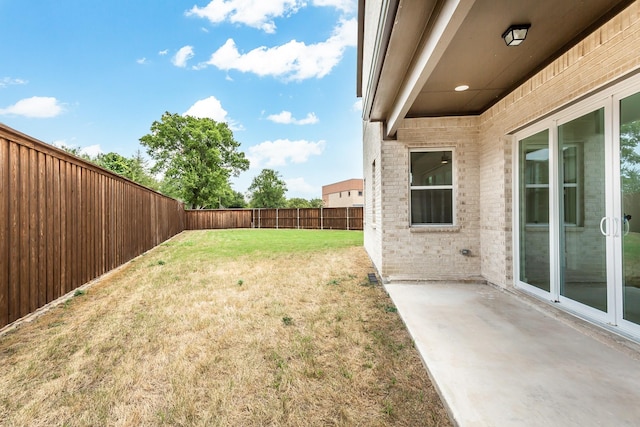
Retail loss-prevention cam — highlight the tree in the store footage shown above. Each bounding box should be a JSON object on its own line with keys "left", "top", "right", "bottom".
{"left": 286, "top": 198, "right": 311, "bottom": 208}
{"left": 309, "top": 198, "right": 324, "bottom": 208}
{"left": 221, "top": 189, "right": 248, "bottom": 208}
{"left": 621, "top": 120, "right": 640, "bottom": 193}
{"left": 140, "top": 112, "right": 249, "bottom": 209}
{"left": 95, "top": 152, "right": 132, "bottom": 176}
{"left": 248, "top": 169, "right": 287, "bottom": 208}
{"left": 58, "top": 144, "right": 94, "bottom": 161}
{"left": 94, "top": 150, "right": 160, "bottom": 190}
{"left": 128, "top": 150, "right": 160, "bottom": 190}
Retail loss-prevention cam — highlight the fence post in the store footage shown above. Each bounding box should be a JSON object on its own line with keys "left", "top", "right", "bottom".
{"left": 320, "top": 207, "right": 323, "bottom": 230}
{"left": 346, "top": 207, "right": 350, "bottom": 231}
{"left": 297, "top": 208, "right": 300, "bottom": 229}
{"left": 276, "top": 208, "right": 279, "bottom": 229}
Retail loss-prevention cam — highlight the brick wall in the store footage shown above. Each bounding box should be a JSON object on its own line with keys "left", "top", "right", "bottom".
{"left": 477, "top": 1, "right": 640, "bottom": 287}
{"left": 380, "top": 116, "right": 482, "bottom": 282}
{"left": 365, "top": 1, "right": 640, "bottom": 286}
{"left": 363, "top": 121, "right": 382, "bottom": 273}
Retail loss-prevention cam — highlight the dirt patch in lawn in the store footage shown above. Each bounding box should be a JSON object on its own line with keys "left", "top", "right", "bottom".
{"left": 0, "top": 230, "right": 451, "bottom": 426}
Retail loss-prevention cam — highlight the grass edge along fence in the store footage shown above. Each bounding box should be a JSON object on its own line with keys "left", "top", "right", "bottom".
{"left": 185, "top": 207, "right": 363, "bottom": 231}
{"left": 1, "top": 122, "right": 363, "bottom": 331}
{"left": 0, "top": 124, "right": 186, "bottom": 329}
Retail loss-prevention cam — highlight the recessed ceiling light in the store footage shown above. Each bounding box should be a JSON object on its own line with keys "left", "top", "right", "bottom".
{"left": 455, "top": 85, "right": 469, "bottom": 92}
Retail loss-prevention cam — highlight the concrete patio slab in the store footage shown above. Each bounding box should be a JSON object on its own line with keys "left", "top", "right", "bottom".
{"left": 385, "top": 282, "right": 640, "bottom": 427}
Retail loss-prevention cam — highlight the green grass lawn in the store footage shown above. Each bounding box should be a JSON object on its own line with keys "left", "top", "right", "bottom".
{"left": 0, "top": 229, "right": 450, "bottom": 426}
{"left": 164, "top": 229, "right": 364, "bottom": 261}
{"left": 624, "top": 232, "right": 640, "bottom": 258}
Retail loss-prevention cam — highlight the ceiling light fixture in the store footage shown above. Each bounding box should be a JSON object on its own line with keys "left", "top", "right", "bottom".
{"left": 455, "top": 85, "right": 469, "bottom": 92}
{"left": 502, "top": 24, "right": 530, "bottom": 46}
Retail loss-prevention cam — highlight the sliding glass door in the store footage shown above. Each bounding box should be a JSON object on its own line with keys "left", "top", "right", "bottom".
{"left": 620, "top": 91, "right": 640, "bottom": 327}
{"left": 516, "top": 81, "right": 640, "bottom": 338}
{"left": 518, "top": 130, "right": 551, "bottom": 293}
{"left": 557, "top": 108, "right": 609, "bottom": 314}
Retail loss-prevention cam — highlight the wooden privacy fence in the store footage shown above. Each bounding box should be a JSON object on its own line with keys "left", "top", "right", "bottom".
{"left": 185, "top": 209, "right": 252, "bottom": 229}
{"left": 1, "top": 123, "right": 364, "bottom": 330}
{"left": 186, "top": 207, "right": 363, "bottom": 230}
{"left": 0, "top": 125, "right": 185, "bottom": 329}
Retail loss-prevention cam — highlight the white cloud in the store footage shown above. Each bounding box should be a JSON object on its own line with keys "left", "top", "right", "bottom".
{"left": 172, "top": 46, "right": 195, "bottom": 67}
{"left": 183, "top": 96, "right": 243, "bottom": 131}
{"left": 51, "top": 140, "right": 102, "bottom": 157}
{"left": 267, "top": 111, "right": 318, "bottom": 125}
{"left": 158, "top": 49, "right": 169, "bottom": 56}
{"left": 200, "top": 17, "right": 357, "bottom": 80}
{"left": 51, "top": 139, "right": 71, "bottom": 149}
{"left": 312, "top": 0, "right": 356, "bottom": 13}
{"left": 137, "top": 57, "right": 148, "bottom": 64}
{"left": 248, "top": 139, "right": 325, "bottom": 168}
{"left": 352, "top": 99, "right": 362, "bottom": 111}
{"left": 286, "top": 177, "right": 317, "bottom": 195}
{"left": 0, "top": 77, "right": 28, "bottom": 88}
{"left": 0, "top": 96, "right": 64, "bottom": 118}
{"left": 80, "top": 144, "right": 103, "bottom": 157}
{"left": 186, "top": 0, "right": 304, "bottom": 33}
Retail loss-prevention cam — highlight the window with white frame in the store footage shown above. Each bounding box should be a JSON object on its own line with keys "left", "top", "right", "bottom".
{"left": 372, "top": 160, "right": 376, "bottom": 224}
{"left": 410, "top": 150, "right": 453, "bottom": 225}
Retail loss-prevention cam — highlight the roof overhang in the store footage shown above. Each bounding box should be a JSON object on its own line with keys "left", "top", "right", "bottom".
{"left": 358, "top": 0, "right": 635, "bottom": 139}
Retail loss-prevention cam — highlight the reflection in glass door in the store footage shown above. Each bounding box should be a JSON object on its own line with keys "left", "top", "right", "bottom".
{"left": 518, "top": 130, "right": 550, "bottom": 292}
{"left": 517, "top": 82, "right": 640, "bottom": 338}
{"left": 558, "top": 109, "right": 608, "bottom": 312}
{"left": 620, "top": 92, "right": 640, "bottom": 325}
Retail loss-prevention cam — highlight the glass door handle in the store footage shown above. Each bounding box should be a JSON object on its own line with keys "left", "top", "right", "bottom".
{"left": 624, "top": 216, "right": 631, "bottom": 236}
{"left": 613, "top": 217, "right": 620, "bottom": 237}
{"left": 600, "top": 217, "right": 609, "bottom": 236}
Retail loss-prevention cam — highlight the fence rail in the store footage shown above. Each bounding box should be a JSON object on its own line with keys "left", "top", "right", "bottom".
{"left": 186, "top": 207, "right": 363, "bottom": 231}
{"left": 185, "top": 209, "right": 252, "bottom": 229}
{"left": 0, "top": 125, "right": 185, "bottom": 329}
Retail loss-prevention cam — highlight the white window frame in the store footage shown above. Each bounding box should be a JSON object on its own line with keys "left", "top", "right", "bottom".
{"left": 409, "top": 148, "right": 455, "bottom": 226}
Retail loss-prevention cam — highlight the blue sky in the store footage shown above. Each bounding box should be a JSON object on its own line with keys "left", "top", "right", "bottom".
{"left": 0, "top": 0, "right": 362, "bottom": 199}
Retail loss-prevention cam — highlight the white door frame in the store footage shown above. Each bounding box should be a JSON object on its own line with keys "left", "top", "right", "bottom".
{"left": 513, "top": 73, "right": 640, "bottom": 340}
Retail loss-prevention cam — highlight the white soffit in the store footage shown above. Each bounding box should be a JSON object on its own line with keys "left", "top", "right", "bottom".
{"left": 385, "top": 0, "right": 476, "bottom": 138}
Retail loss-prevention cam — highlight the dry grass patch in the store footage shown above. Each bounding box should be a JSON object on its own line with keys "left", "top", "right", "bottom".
{"left": 0, "top": 230, "right": 450, "bottom": 426}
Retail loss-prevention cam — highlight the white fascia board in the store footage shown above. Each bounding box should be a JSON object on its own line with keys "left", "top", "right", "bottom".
{"left": 385, "top": 0, "right": 476, "bottom": 138}
{"left": 362, "top": 0, "right": 399, "bottom": 121}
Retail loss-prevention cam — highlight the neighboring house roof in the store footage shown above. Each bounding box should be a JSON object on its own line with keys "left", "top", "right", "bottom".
{"left": 322, "top": 178, "right": 364, "bottom": 195}
{"left": 357, "top": 0, "right": 633, "bottom": 139}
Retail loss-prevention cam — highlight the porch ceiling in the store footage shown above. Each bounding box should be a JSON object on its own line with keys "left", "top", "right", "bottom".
{"left": 365, "top": 0, "right": 634, "bottom": 136}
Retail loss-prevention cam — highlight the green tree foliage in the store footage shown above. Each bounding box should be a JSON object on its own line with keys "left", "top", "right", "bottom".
{"left": 94, "top": 150, "right": 160, "bottom": 190}
{"left": 621, "top": 120, "right": 640, "bottom": 193}
{"left": 286, "top": 197, "right": 311, "bottom": 208}
{"left": 57, "top": 144, "right": 93, "bottom": 161}
{"left": 140, "top": 112, "right": 249, "bottom": 209}
{"left": 221, "top": 189, "right": 248, "bottom": 208}
{"left": 285, "top": 198, "right": 324, "bottom": 208}
{"left": 309, "top": 198, "right": 324, "bottom": 208}
{"left": 58, "top": 146, "right": 160, "bottom": 190}
{"left": 248, "top": 169, "right": 287, "bottom": 208}
{"left": 95, "top": 152, "right": 133, "bottom": 176}
{"left": 128, "top": 150, "right": 160, "bottom": 189}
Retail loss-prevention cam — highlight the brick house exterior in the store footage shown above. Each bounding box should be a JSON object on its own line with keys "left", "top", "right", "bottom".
{"left": 322, "top": 178, "right": 364, "bottom": 207}
{"left": 358, "top": 0, "right": 640, "bottom": 340}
